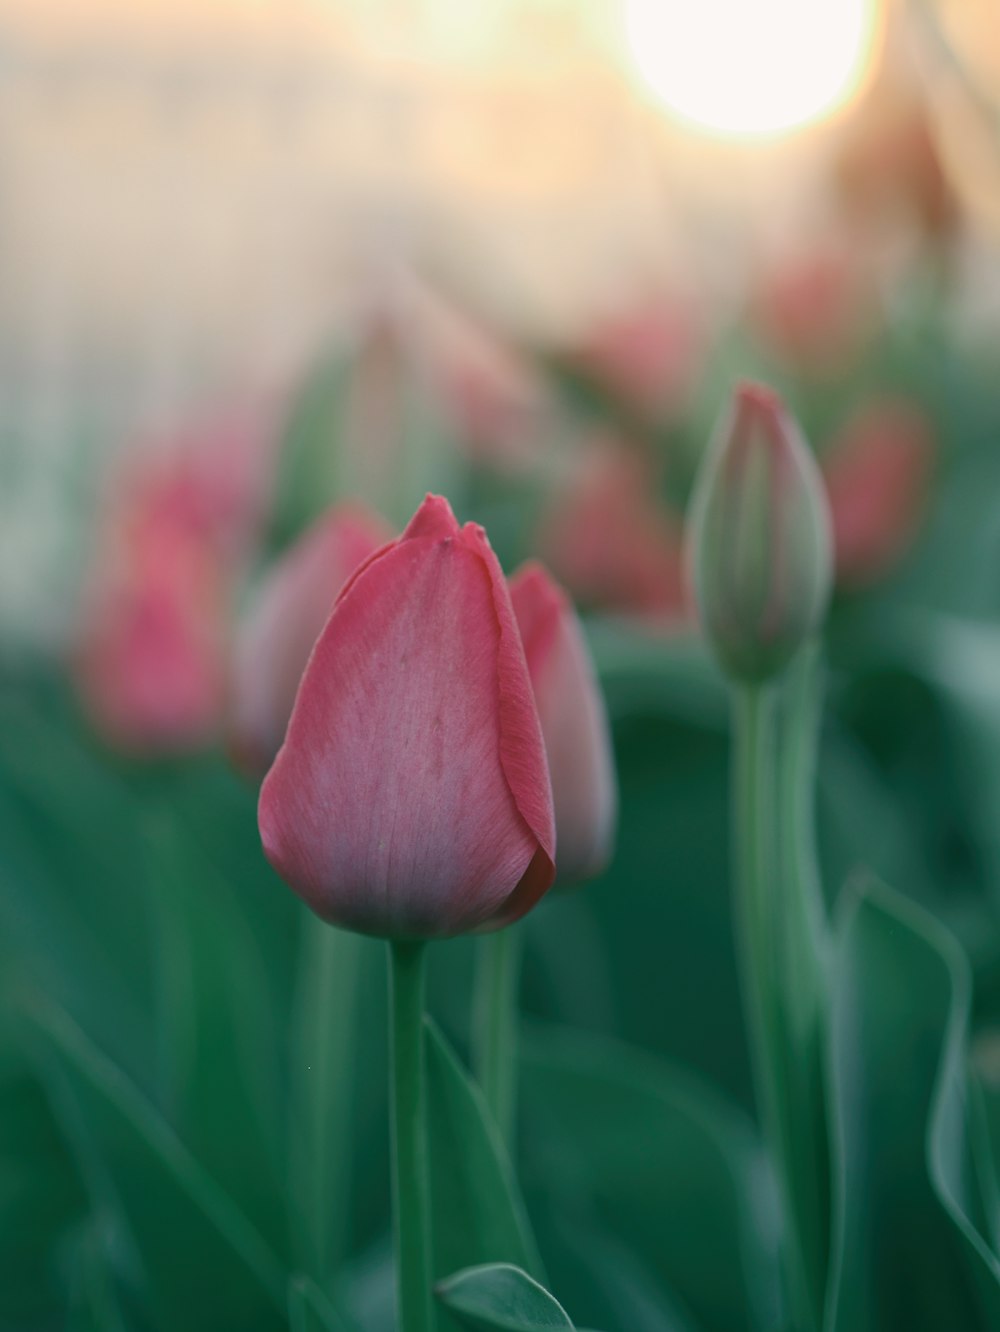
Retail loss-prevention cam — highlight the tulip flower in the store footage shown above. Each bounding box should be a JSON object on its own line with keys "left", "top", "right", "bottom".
{"left": 750, "top": 244, "right": 875, "bottom": 380}
{"left": 540, "top": 443, "right": 690, "bottom": 622}
{"left": 76, "top": 523, "right": 229, "bottom": 752}
{"left": 688, "top": 382, "right": 832, "bottom": 683}
{"left": 509, "top": 562, "right": 616, "bottom": 886}
{"left": 822, "top": 399, "right": 934, "bottom": 588}
{"left": 230, "top": 505, "right": 392, "bottom": 776}
{"left": 258, "top": 494, "right": 556, "bottom": 940}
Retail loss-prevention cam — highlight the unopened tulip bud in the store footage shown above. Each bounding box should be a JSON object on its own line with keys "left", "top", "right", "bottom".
{"left": 230, "top": 504, "right": 392, "bottom": 777}
{"left": 259, "top": 495, "right": 556, "bottom": 940}
{"left": 688, "top": 383, "right": 832, "bottom": 682}
{"left": 509, "top": 562, "right": 616, "bottom": 886}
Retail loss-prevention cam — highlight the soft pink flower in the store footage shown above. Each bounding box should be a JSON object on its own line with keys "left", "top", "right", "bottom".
{"left": 75, "top": 406, "right": 274, "bottom": 753}
{"left": 258, "top": 495, "right": 556, "bottom": 940}
{"left": 509, "top": 562, "right": 616, "bottom": 886}
{"left": 750, "top": 245, "right": 875, "bottom": 379}
{"left": 76, "top": 524, "right": 228, "bottom": 752}
{"left": 230, "top": 505, "right": 393, "bottom": 776}
{"left": 822, "top": 399, "right": 934, "bottom": 587}
{"left": 559, "top": 295, "right": 703, "bottom": 421}
{"left": 540, "top": 444, "right": 690, "bottom": 621}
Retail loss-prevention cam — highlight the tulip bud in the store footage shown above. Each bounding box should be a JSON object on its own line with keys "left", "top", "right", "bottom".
{"left": 509, "top": 562, "right": 617, "bottom": 886}
{"left": 230, "top": 504, "right": 392, "bottom": 777}
{"left": 688, "top": 382, "right": 832, "bottom": 682}
{"left": 258, "top": 495, "right": 556, "bottom": 940}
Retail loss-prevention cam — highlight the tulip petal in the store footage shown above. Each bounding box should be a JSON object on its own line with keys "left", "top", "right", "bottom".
{"left": 259, "top": 496, "right": 554, "bottom": 938}
{"left": 231, "top": 505, "right": 391, "bottom": 774}
{"left": 511, "top": 562, "right": 617, "bottom": 885}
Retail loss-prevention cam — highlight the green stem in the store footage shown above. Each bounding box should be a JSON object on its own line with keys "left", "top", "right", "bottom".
{"left": 474, "top": 927, "right": 523, "bottom": 1146}
{"left": 290, "top": 915, "right": 362, "bottom": 1292}
{"left": 389, "top": 940, "right": 433, "bottom": 1332}
{"left": 732, "top": 683, "right": 816, "bottom": 1332}
{"left": 774, "top": 644, "right": 831, "bottom": 1325}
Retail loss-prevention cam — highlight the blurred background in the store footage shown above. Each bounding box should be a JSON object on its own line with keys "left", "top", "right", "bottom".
{"left": 5, "top": 0, "right": 1000, "bottom": 1329}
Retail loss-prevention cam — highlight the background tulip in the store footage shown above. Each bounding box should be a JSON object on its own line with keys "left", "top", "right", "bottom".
{"left": 230, "top": 504, "right": 392, "bottom": 776}
{"left": 259, "top": 494, "right": 555, "bottom": 939}
{"left": 821, "top": 399, "right": 934, "bottom": 588}
{"left": 509, "top": 561, "right": 616, "bottom": 886}
{"left": 688, "top": 382, "right": 833, "bottom": 683}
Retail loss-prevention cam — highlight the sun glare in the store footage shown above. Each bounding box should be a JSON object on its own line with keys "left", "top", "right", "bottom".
{"left": 624, "top": 0, "right": 880, "bottom": 139}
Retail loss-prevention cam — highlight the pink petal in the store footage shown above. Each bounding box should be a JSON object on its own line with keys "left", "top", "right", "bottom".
{"left": 510, "top": 562, "right": 617, "bottom": 886}
{"left": 259, "top": 494, "right": 555, "bottom": 939}
{"left": 231, "top": 505, "right": 392, "bottom": 776}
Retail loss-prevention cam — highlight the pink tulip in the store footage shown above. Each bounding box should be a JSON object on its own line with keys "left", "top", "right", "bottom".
{"left": 540, "top": 444, "right": 690, "bottom": 621}
{"left": 509, "top": 562, "right": 616, "bottom": 886}
{"left": 230, "top": 505, "right": 393, "bottom": 776}
{"left": 822, "top": 399, "right": 934, "bottom": 587}
{"left": 562, "top": 295, "right": 703, "bottom": 421}
{"left": 750, "top": 244, "right": 875, "bottom": 379}
{"left": 258, "top": 494, "right": 556, "bottom": 939}
{"left": 76, "top": 523, "right": 229, "bottom": 752}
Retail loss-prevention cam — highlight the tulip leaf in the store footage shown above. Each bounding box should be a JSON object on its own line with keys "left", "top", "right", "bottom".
{"left": 425, "top": 1018, "right": 544, "bottom": 1284}
{"left": 0, "top": 1035, "right": 86, "bottom": 1328}
{"left": 519, "top": 1024, "right": 781, "bottom": 1332}
{"left": 826, "top": 878, "right": 1000, "bottom": 1332}
{"left": 18, "top": 991, "right": 287, "bottom": 1332}
{"left": 436, "top": 1263, "right": 576, "bottom": 1330}
{"left": 288, "top": 1274, "right": 358, "bottom": 1332}
{"left": 289, "top": 918, "right": 367, "bottom": 1288}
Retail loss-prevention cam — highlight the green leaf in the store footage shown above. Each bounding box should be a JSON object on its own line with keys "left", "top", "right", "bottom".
{"left": 288, "top": 1274, "right": 357, "bottom": 1332}
{"left": 436, "top": 1263, "right": 575, "bottom": 1330}
{"left": 520, "top": 1025, "right": 781, "bottom": 1332}
{"left": 18, "top": 992, "right": 286, "bottom": 1332}
{"left": 425, "top": 1018, "right": 543, "bottom": 1283}
{"left": 826, "top": 878, "right": 1000, "bottom": 1332}
{"left": 0, "top": 1037, "right": 86, "bottom": 1327}
{"left": 288, "top": 918, "right": 367, "bottom": 1288}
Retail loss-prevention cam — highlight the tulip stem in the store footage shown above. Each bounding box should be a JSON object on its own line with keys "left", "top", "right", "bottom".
{"left": 475, "top": 926, "right": 523, "bottom": 1146}
{"left": 388, "top": 940, "right": 433, "bottom": 1332}
{"left": 732, "top": 681, "right": 818, "bottom": 1332}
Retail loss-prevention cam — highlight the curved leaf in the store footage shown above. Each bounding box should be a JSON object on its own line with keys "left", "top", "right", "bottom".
{"left": 426, "top": 1018, "right": 543, "bottom": 1282}
{"left": 18, "top": 992, "right": 286, "bottom": 1332}
{"left": 520, "top": 1024, "right": 781, "bottom": 1332}
{"left": 437, "top": 1263, "right": 575, "bottom": 1330}
{"left": 826, "top": 878, "right": 1000, "bottom": 1332}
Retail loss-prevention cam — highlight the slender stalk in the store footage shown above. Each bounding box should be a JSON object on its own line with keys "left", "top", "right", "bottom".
{"left": 290, "top": 916, "right": 362, "bottom": 1292}
{"left": 388, "top": 940, "right": 433, "bottom": 1332}
{"left": 774, "top": 644, "right": 831, "bottom": 1325}
{"left": 732, "top": 683, "right": 816, "bottom": 1332}
{"left": 474, "top": 926, "right": 523, "bottom": 1146}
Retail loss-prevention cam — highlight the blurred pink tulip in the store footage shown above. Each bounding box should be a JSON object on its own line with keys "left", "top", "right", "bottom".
{"left": 76, "top": 524, "right": 229, "bottom": 753}
{"left": 75, "top": 406, "right": 275, "bottom": 753}
{"left": 259, "top": 494, "right": 556, "bottom": 939}
{"left": 510, "top": 562, "right": 616, "bottom": 886}
{"left": 561, "top": 295, "right": 703, "bottom": 420}
{"left": 822, "top": 399, "right": 934, "bottom": 587}
{"left": 230, "top": 505, "right": 392, "bottom": 776}
{"left": 118, "top": 407, "right": 275, "bottom": 561}
{"left": 540, "top": 445, "right": 690, "bottom": 621}
{"left": 750, "top": 245, "right": 875, "bottom": 379}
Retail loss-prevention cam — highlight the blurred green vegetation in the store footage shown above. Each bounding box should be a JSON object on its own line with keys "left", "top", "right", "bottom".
{"left": 3, "top": 273, "right": 1000, "bottom": 1331}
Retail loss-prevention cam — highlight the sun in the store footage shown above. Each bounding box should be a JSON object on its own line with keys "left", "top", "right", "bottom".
{"left": 624, "top": 0, "right": 880, "bottom": 139}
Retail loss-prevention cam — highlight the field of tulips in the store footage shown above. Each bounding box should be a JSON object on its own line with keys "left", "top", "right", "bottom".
{"left": 5, "top": 5, "right": 1000, "bottom": 1332}
{"left": 5, "top": 247, "right": 1000, "bottom": 1332}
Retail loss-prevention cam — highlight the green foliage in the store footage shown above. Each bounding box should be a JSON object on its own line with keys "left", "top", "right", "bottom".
{"left": 436, "top": 1264, "right": 577, "bottom": 1330}
{"left": 6, "top": 304, "right": 1000, "bottom": 1331}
